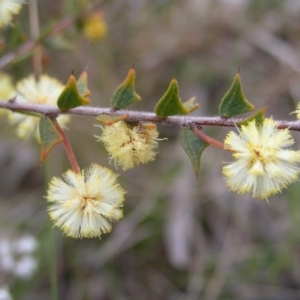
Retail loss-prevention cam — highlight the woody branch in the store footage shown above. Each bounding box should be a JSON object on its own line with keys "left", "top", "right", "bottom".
{"left": 1, "top": 100, "right": 300, "bottom": 131}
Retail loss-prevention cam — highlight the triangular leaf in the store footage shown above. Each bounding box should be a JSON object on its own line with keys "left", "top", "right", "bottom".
{"left": 218, "top": 73, "right": 254, "bottom": 118}
{"left": 110, "top": 68, "right": 141, "bottom": 109}
{"left": 77, "top": 71, "right": 91, "bottom": 97}
{"left": 237, "top": 108, "right": 266, "bottom": 127}
{"left": 39, "top": 117, "right": 64, "bottom": 162}
{"left": 96, "top": 113, "right": 129, "bottom": 125}
{"left": 180, "top": 127, "right": 210, "bottom": 177}
{"left": 57, "top": 74, "right": 90, "bottom": 110}
{"left": 154, "top": 78, "right": 200, "bottom": 118}
{"left": 155, "top": 79, "right": 195, "bottom": 118}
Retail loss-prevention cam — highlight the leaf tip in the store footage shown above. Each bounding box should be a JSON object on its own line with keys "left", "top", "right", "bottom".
{"left": 128, "top": 68, "right": 136, "bottom": 81}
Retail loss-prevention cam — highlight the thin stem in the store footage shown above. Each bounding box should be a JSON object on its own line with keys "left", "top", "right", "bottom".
{"left": 192, "top": 125, "right": 225, "bottom": 149}
{"left": 43, "top": 159, "right": 59, "bottom": 300}
{"left": 52, "top": 118, "right": 80, "bottom": 174}
{"left": 29, "top": 0, "right": 43, "bottom": 76}
{"left": 1, "top": 101, "right": 300, "bottom": 131}
{"left": 49, "top": 220, "right": 59, "bottom": 300}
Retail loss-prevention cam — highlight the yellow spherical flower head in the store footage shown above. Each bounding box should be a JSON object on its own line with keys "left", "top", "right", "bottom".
{"left": 0, "top": 72, "right": 15, "bottom": 116}
{"left": 9, "top": 75, "right": 70, "bottom": 141}
{"left": 0, "top": 72, "right": 15, "bottom": 99}
{"left": 46, "top": 164, "right": 125, "bottom": 239}
{"left": 0, "top": 0, "right": 24, "bottom": 28}
{"left": 222, "top": 118, "right": 300, "bottom": 200}
{"left": 96, "top": 121, "right": 159, "bottom": 171}
{"left": 82, "top": 12, "right": 107, "bottom": 41}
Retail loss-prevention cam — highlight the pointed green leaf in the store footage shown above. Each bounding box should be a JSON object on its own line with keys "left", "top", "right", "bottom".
{"left": 237, "top": 108, "right": 266, "bottom": 127}
{"left": 96, "top": 113, "right": 129, "bottom": 125}
{"left": 155, "top": 79, "right": 199, "bottom": 118}
{"left": 39, "top": 117, "right": 64, "bottom": 162}
{"left": 218, "top": 73, "right": 254, "bottom": 118}
{"left": 77, "top": 71, "right": 91, "bottom": 97}
{"left": 57, "top": 74, "right": 90, "bottom": 110}
{"left": 180, "top": 127, "right": 210, "bottom": 177}
{"left": 110, "top": 68, "right": 141, "bottom": 109}
{"left": 155, "top": 79, "right": 184, "bottom": 117}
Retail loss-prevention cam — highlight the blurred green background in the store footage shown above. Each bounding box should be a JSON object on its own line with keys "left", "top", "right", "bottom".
{"left": 2, "top": 0, "right": 300, "bottom": 299}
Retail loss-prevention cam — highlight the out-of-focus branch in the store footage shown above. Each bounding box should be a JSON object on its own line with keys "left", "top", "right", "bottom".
{"left": 0, "top": 18, "right": 72, "bottom": 69}
{"left": 29, "top": 0, "right": 43, "bottom": 76}
{"left": 1, "top": 100, "right": 300, "bottom": 131}
{"left": 0, "top": 1, "right": 103, "bottom": 69}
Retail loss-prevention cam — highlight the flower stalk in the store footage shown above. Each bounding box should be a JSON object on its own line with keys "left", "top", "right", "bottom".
{"left": 191, "top": 124, "right": 225, "bottom": 149}
{"left": 52, "top": 118, "right": 80, "bottom": 174}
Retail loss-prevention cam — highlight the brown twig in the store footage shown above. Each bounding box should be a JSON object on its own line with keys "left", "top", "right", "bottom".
{"left": 1, "top": 100, "right": 300, "bottom": 131}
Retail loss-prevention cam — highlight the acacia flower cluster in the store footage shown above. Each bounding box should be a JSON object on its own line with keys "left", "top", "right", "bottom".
{"left": 46, "top": 164, "right": 125, "bottom": 238}
{"left": 0, "top": 0, "right": 24, "bottom": 28}
{"left": 3, "top": 66, "right": 300, "bottom": 239}
{"left": 0, "top": 72, "right": 15, "bottom": 116}
{"left": 0, "top": 72, "right": 15, "bottom": 100}
{"left": 96, "top": 121, "right": 160, "bottom": 170}
{"left": 9, "top": 75, "right": 70, "bottom": 141}
{"left": 1, "top": 72, "right": 162, "bottom": 239}
{"left": 223, "top": 118, "right": 300, "bottom": 199}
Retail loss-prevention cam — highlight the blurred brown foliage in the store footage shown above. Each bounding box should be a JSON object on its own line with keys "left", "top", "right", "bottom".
{"left": 2, "top": 0, "right": 300, "bottom": 299}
